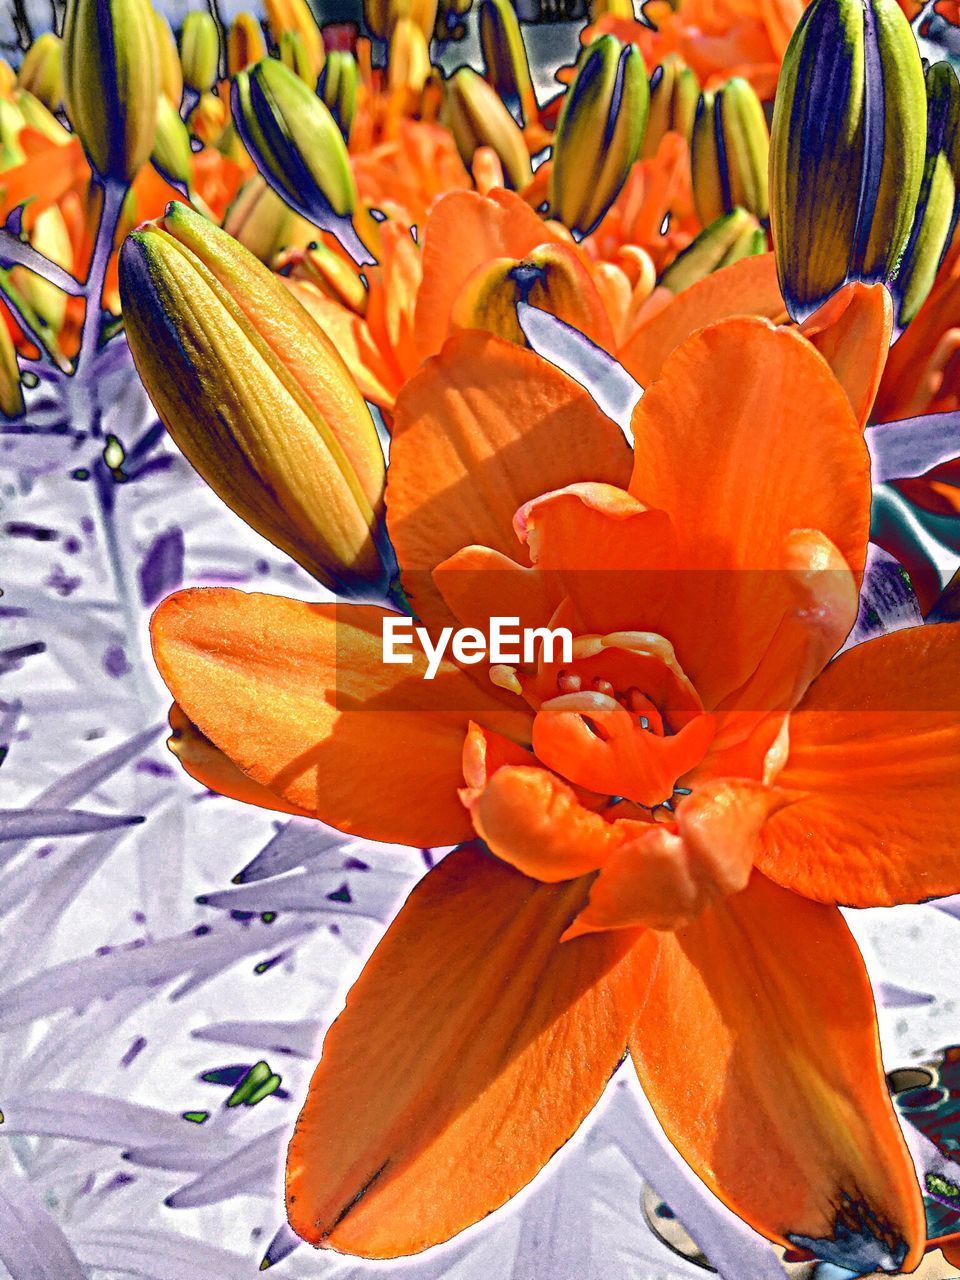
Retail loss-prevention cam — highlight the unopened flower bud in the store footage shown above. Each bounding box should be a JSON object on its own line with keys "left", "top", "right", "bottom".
{"left": 318, "top": 51, "right": 359, "bottom": 138}
{"left": 659, "top": 206, "right": 767, "bottom": 294}
{"left": 119, "top": 202, "right": 388, "bottom": 596}
{"left": 549, "top": 35, "right": 649, "bottom": 237}
{"left": 443, "top": 67, "right": 532, "bottom": 191}
{"left": 232, "top": 57, "right": 367, "bottom": 261}
{"left": 770, "top": 0, "right": 926, "bottom": 320}
{"left": 227, "top": 12, "right": 267, "bottom": 76}
{"left": 264, "top": 0, "right": 325, "bottom": 80}
{"left": 691, "top": 77, "right": 769, "bottom": 226}
{"left": 288, "top": 241, "right": 369, "bottom": 313}
{"left": 13, "top": 88, "right": 71, "bottom": 144}
{"left": 478, "top": 0, "right": 536, "bottom": 126}
{"left": 63, "top": 0, "right": 159, "bottom": 184}
{"left": 643, "top": 55, "right": 698, "bottom": 158}
{"left": 151, "top": 94, "right": 193, "bottom": 192}
{"left": 16, "top": 31, "right": 62, "bottom": 112}
{"left": 153, "top": 10, "right": 184, "bottom": 107}
{"left": 0, "top": 60, "right": 15, "bottom": 97}
{"left": 893, "top": 61, "right": 960, "bottom": 327}
{"left": 387, "top": 17, "right": 432, "bottom": 97}
{"left": 179, "top": 12, "right": 220, "bottom": 95}
{"left": 222, "top": 173, "right": 316, "bottom": 263}
{"left": 279, "top": 30, "right": 315, "bottom": 84}
{"left": 0, "top": 318, "right": 22, "bottom": 418}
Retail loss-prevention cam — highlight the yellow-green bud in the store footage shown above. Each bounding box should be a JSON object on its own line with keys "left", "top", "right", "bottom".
{"left": 279, "top": 30, "right": 314, "bottom": 85}
{"left": 13, "top": 89, "right": 71, "bottom": 145}
{"left": 119, "top": 202, "right": 388, "bottom": 596}
{"left": 478, "top": 0, "right": 536, "bottom": 127}
{"left": 643, "top": 55, "right": 698, "bottom": 159}
{"left": 0, "top": 315, "right": 23, "bottom": 418}
{"left": 549, "top": 35, "right": 650, "bottom": 237}
{"left": 62, "top": 0, "right": 159, "bottom": 184}
{"left": 442, "top": 67, "right": 532, "bottom": 192}
{"left": 0, "top": 96, "right": 26, "bottom": 168}
{"left": 691, "top": 77, "right": 769, "bottom": 226}
{"left": 318, "top": 51, "right": 359, "bottom": 138}
{"left": 152, "top": 10, "right": 183, "bottom": 107}
{"left": 227, "top": 13, "right": 268, "bottom": 76}
{"left": 179, "top": 12, "right": 220, "bottom": 94}
{"left": 770, "top": 0, "right": 927, "bottom": 321}
{"left": 16, "top": 31, "right": 62, "bottom": 112}
{"left": 151, "top": 93, "right": 193, "bottom": 192}
{"left": 222, "top": 173, "right": 316, "bottom": 263}
{"left": 264, "top": 0, "right": 325, "bottom": 81}
{"left": 659, "top": 207, "right": 767, "bottom": 294}
{"left": 893, "top": 61, "right": 960, "bottom": 326}
{"left": 232, "top": 58, "right": 367, "bottom": 261}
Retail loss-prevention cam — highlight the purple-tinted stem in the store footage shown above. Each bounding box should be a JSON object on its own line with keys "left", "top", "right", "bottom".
{"left": 75, "top": 179, "right": 126, "bottom": 384}
{"left": 0, "top": 228, "right": 84, "bottom": 296}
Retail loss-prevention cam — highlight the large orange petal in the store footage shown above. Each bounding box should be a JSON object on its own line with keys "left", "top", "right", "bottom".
{"left": 617, "top": 253, "right": 786, "bottom": 387}
{"left": 151, "top": 589, "right": 528, "bottom": 847}
{"left": 628, "top": 318, "right": 870, "bottom": 706}
{"left": 413, "top": 188, "right": 567, "bottom": 361}
{"left": 800, "top": 283, "right": 893, "bottom": 431}
{"left": 630, "top": 872, "right": 926, "bottom": 1271}
{"left": 286, "top": 843, "right": 654, "bottom": 1256}
{"left": 387, "top": 331, "right": 632, "bottom": 628}
{"left": 759, "top": 623, "right": 960, "bottom": 906}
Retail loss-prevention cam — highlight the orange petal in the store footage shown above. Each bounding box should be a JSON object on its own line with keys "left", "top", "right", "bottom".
{"left": 568, "top": 782, "right": 786, "bottom": 935}
{"left": 628, "top": 318, "right": 870, "bottom": 707}
{"left": 800, "top": 283, "right": 893, "bottom": 431}
{"left": 413, "top": 188, "right": 567, "bottom": 360}
{"left": 617, "top": 253, "right": 786, "bottom": 387}
{"left": 629, "top": 872, "right": 926, "bottom": 1270}
{"left": 387, "top": 331, "right": 632, "bottom": 628}
{"left": 759, "top": 623, "right": 960, "bottom": 906}
{"left": 433, "top": 544, "right": 561, "bottom": 636}
{"left": 167, "top": 703, "right": 314, "bottom": 818}
{"left": 467, "top": 764, "right": 621, "bottom": 881}
{"left": 286, "top": 843, "right": 654, "bottom": 1256}
{"left": 151, "top": 589, "right": 527, "bottom": 847}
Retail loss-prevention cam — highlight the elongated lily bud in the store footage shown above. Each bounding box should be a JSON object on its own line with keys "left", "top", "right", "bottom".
{"left": 659, "top": 207, "right": 766, "bottom": 293}
{"left": 16, "top": 31, "right": 62, "bottom": 111}
{"left": 14, "top": 89, "right": 71, "bottom": 144}
{"left": 0, "top": 318, "right": 23, "bottom": 418}
{"left": 478, "top": 0, "right": 536, "bottom": 126}
{"left": 289, "top": 241, "right": 369, "bottom": 312}
{"left": 227, "top": 12, "right": 267, "bottom": 76}
{"left": 893, "top": 62, "right": 960, "bottom": 327}
{"left": 589, "top": 0, "right": 634, "bottom": 17}
{"left": 279, "top": 30, "right": 314, "bottom": 84}
{"left": 318, "top": 51, "right": 359, "bottom": 138}
{"left": 119, "top": 202, "right": 387, "bottom": 596}
{"left": 549, "top": 35, "right": 649, "bottom": 237}
{"left": 222, "top": 173, "right": 316, "bottom": 263}
{"left": 643, "top": 55, "right": 698, "bottom": 159}
{"left": 770, "top": 0, "right": 926, "bottom": 321}
{"left": 153, "top": 10, "right": 184, "bottom": 106}
{"left": 152, "top": 94, "right": 193, "bottom": 192}
{"left": 388, "top": 17, "right": 432, "bottom": 96}
{"left": 691, "top": 77, "right": 769, "bottom": 226}
{"left": 264, "top": 0, "right": 325, "bottom": 80}
{"left": 180, "top": 12, "right": 220, "bottom": 94}
{"left": 0, "top": 61, "right": 14, "bottom": 97}
{"left": 63, "top": 0, "right": 159, "bottom": 184}
{"left": 187, "top": 89, "right": 227, "bottom": 145}
{"left": 232, "top": 57, "right": 368, "bottom": 261}
{"left": 443, "top": 67, "right": 533, "bottom": 191}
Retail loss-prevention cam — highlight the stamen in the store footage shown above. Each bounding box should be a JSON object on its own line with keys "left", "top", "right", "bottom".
{"left": 557, "top": 671, "right": 582, "bottom": 694}
{"left": 592, "top": 678, "right": 615, "bottom": 697}
{"left": 490, "top": 664, "right": 522, "bottom": 695}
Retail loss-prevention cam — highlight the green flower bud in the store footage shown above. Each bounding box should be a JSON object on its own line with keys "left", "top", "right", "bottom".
{"left": 222, "top": 173, "right": 316, "bottom": 263}
{"left": 318, "top": 51, "right": 359, "bottom": 139}
{"left": 770, "top": 0, "right": 927, "bottom": 321}
{"left": 442, "top": 67, "right": 533, "bottom": 192}
{"left": 232, "top": 58, "right": 369, "bottom": 262}
{"left": 227, "top": 13, "right": 268, "bottom": 76}
{"left": 893, "top": 61, "right": 960, "bottom": 326}
{"left": 13, "top": 89, "right": 72, "bottom": 146}
{"left": 153, "top": 9, "right": 184, "bottom": 107}
{"left": 659, "top": 207, "right": 767, "bottom": 294}
{"left": 0, "top": 314, "right": 23, "bottom": 418}
{"left": 691, "top": 77, "right": 769, "bottom": 226}
{"left": 179, "top": 11, "right": 220, "bottom": 95}
{"left": 63, "top": 0, "right": 159, "bottom": 184}
{"left": 16, "top": 31, "right": 63, "bottom": 112}
{"left": 478, "top": 0, "right": 536, "bottom": 127}
{"left": 151, "top": 93, "right": 193, "bottom": 193}
{"left": 278, "top": 30, "right": 315, "bottom": 85}
{"left": 119, "top": 202, "right": 388, "bottom": 597}
{"left": 549, "top": 35, "right": 650, "bottom": 237}
{"left": 643, "top": 55, "right": 699, "bottom": 159}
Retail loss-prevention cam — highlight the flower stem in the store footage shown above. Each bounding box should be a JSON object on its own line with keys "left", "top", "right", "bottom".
{"left": 76, "top": 178, "right": 126, "bottom": 377}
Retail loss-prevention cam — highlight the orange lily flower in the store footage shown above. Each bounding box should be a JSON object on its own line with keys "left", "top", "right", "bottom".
{"left": 569, "top": 0, "right": 807, "bottom": 101}
{"left": 150, "top": 318, "right": 959, "bottom": 1268}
